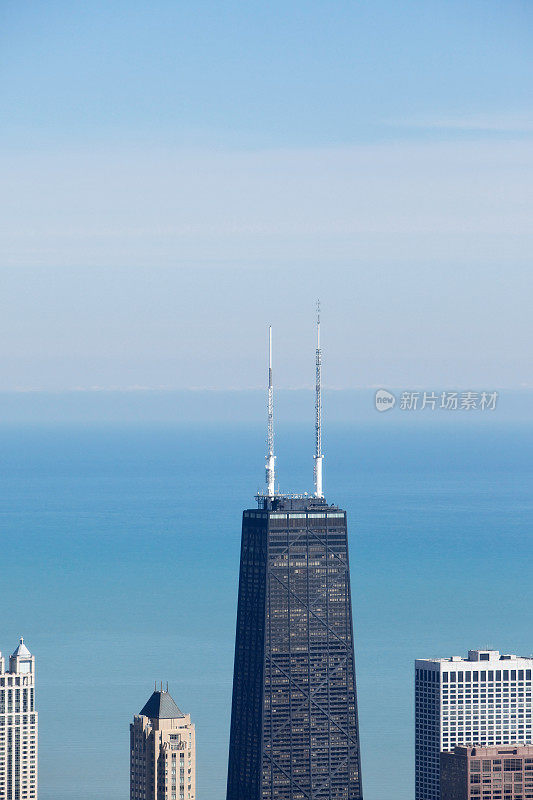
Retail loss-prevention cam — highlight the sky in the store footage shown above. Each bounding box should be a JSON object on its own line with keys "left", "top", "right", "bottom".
{"left": 1, "top": 0, "right": 532, "bottom": 390}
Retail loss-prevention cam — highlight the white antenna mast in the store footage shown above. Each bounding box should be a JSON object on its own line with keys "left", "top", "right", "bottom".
{"left": 265, "top": 325, "right": 276, "bottom": 496}
{"left": 314, "top": 301, "right": 324, "bottom": 498}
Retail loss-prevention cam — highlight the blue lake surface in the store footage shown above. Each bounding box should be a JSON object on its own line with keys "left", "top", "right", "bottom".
{"left": 0, "top": 421, "right": 531, "bottom": 799}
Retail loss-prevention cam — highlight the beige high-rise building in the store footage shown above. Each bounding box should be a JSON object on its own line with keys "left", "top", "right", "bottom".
{"left": 0, "top": 638, "right": 38, "bottom": 800}
{"left": 130, "top": 687, "right": 195, "bottom": 800}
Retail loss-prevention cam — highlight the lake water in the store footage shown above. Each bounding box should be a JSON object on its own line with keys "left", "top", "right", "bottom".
{"left": 1, "top": 421, "right": 531, "bottom": 799}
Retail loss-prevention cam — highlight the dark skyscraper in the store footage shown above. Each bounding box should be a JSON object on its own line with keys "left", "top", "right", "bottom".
{"left": 226, "top": 314, "right": 363, "bottom": 800}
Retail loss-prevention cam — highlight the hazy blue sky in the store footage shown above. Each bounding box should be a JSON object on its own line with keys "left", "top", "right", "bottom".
{"left": 1, "top": 0, "right": 532, "bottom": 390}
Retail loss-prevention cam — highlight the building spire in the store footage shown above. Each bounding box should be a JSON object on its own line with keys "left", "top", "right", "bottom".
{"left": 314, "top": 301, "right": 324, "bottom": 498}
{"left": 265, "top": 325, "right": 276, "bottom": 496}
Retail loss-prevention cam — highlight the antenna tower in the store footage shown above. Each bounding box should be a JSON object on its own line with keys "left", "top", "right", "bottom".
{"left": 265, "top": 326, "right": 276, "bottom": 496}
{"left": 314, "top": 301, "right": 324, "bottom": 498}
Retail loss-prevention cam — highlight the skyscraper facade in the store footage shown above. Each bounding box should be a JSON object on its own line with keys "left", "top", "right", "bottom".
{"left": 440, "top": 744, "right": 533, "bottom": 800}
{"left": 0, "top": 638, "right": 38, "bottom": 800}
{"left": 416, "top": 649, "right": 533, "bottom": 800}
{"left": 226, "top": 317, "right": 363, "bottom": 800}
{"left": 130, "top": 688, "right": 195, "bottom": 800}
{"left": 226, "top": 497, "right": 363, "bottom": 800}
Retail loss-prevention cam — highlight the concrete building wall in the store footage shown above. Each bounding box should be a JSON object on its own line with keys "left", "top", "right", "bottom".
{"left": 416, "top": 649, "right": 533, "bottom": 800}
{"left": 441, "top": 745, "right": 533, "bottom": 800}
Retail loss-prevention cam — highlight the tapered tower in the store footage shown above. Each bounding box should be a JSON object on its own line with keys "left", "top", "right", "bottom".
{"left": 0, "top": 638, "right": 38, "bottom": 800}
{"left": 226, "top": 315, "right": 363, "bottom": 800}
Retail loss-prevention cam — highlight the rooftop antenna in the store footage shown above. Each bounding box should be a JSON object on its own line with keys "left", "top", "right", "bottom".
{"left": 265, "top": 326, "right": 276, "bottom": 496}
{"left": 314, "top": 301, "right": 324, "bottom": 498}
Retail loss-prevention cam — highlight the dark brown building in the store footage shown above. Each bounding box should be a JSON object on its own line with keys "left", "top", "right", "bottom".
{"left": 441, "top": 745, "right": 533, "bottom": 800}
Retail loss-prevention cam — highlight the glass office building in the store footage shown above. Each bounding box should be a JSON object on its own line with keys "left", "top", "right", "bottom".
{"left": 226, "top": 495, "right": 363, "bottom": 800}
